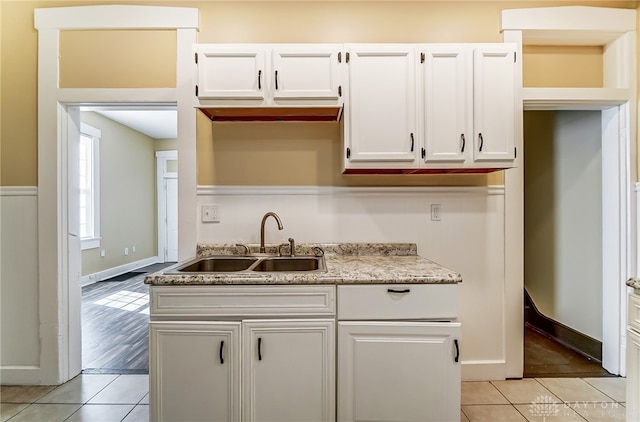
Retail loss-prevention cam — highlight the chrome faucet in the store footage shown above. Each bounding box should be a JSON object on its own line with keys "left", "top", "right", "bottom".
{"left": 260, "top": 212, "right": 283, "bottom": 253}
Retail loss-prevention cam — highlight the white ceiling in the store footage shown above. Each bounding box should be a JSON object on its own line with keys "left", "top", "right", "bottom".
{"left": 95, "top": 110, "right": 178, "bottom": 139}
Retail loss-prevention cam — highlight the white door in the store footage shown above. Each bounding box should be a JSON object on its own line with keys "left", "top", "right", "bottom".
{"left": 149, "top": 321, "right": 241, "bottom": 422}
{"left": 345, "top": 44, "right": 417, "bottom": 167}
{"left": 197, "top": 45, "right": 267, "bottom": 101}
{"left": 338, "top": 321, "right": 461, "bottom": 422}
{"left": 472, "top": 45, "right": 516, "bottom": 162}
{"left": 165, "top": 177, "right": 178, "bottom": 262}
{"left": 421, "top": 45, "right": 469, "bottom": 164}
{"left": 243, "top": 319, "right": 336, "bottom": 422}
{"left": 271, "top": 45, "right": 342, "bottom": 102}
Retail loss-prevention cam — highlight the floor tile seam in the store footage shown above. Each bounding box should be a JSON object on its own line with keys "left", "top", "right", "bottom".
{"left": 491, "top": 378, "right": 562, "bottom": 404}
{"left": 580, "top": 378, "right": 623, "bottom": 402}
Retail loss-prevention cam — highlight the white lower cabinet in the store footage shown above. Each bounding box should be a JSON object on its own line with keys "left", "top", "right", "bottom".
{"left": 149, "top": 321, "right": 242, "bottom": 422}
{"left": 337, "top": 321, "right": 461, "bottom": 422}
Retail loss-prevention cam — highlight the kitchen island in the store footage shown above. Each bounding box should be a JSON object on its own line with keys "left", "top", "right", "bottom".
{"left": 145, "top": 243, "right": 462, "bottom": 422}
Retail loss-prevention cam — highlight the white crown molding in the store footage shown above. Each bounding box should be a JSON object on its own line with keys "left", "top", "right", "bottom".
{"left": 197, "top": 185, "right": 505, "bottom": 196}
{"left": 0, "top": 186, "right": 38, "bottom": 196}
{"left": 35, "top": 5, "right": 198, "bottom": 30}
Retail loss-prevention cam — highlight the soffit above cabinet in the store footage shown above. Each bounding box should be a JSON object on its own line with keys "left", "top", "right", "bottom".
{"left": 198, "top": 106, "right": 343, "bottom": 122}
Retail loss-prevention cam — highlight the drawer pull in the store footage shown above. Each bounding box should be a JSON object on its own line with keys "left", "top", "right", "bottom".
{"left": 454, "top": 339, "right": 460, "bottom": 363}
{"left": 219, "top": 340, "right": 224, "bottom": 364}
{"left": 258, "top": 337, "right": 263, "bottom": 361}
{"left": 387, "top": 288, "right": 411, "bottom": 294}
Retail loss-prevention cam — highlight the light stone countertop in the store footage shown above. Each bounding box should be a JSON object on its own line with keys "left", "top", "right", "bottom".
{"left": 144, "top": 243, "right": 462, "bottom": 286}
{"left": 627, "top": 277, "right": 640, "bottom": 290}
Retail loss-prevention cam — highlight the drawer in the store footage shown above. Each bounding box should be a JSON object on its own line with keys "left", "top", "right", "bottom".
{"left": 337, "top": 284, "right": 457, "bottom": 320}
{"left": 151, "top": 285, "right": 335, "bottom": 318}
{"left": 629, "top": 293, "right": 640, "bottom": 332}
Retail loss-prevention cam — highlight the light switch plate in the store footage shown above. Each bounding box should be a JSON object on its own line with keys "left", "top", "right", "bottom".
{"left": 431, "top": 204, "right": 441, "bottom": 221}
{"left": 202, "top": 205, "right": 220, "bottom": 223}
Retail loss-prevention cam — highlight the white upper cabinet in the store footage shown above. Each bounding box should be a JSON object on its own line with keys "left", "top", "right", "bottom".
{"left": 472, "top": 45, "right": 517, "bottom": 163}
{"left": 420, "top": 43, "right": 517, "bottom": 170}
{"left": 421, "top": 45, "right": 469, "bottom": 165}
{"left": 195, "top": 44, "right": 343, "bottom": 107}
{"left": 343, "top": 44, "right": 418, "bottom": 169}
{"left": 271, "top": 45, "right": 342, "bottom": 103}
{"left": 196, "top": 45, "right": 267, "bottom": 102}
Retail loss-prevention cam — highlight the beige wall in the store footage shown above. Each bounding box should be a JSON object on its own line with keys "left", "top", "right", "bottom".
{"left": 80, "top": 111, "right": 157, "bottom": 276}
{"left": 0, "top": 1, "right": 636, "bottom": 187}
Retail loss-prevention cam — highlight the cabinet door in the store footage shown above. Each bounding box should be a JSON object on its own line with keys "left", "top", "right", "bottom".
{"left": 243, "top": 319, "right": 335, "bottom": 422}
{"left": 338, "top": 321, "right": 461, "bottom": 422}
{"left": 421, "top": 45, "right": 469, "bottom": 165}
{"left": 197, "top": 45, "right": 266, "bottom": 101}
{"left": 271, "top": 45, "right": 342, "bottom": 103}
{"left": 345, "top": 44, "right": 417, "bottom": 167}
{"left": 627, "top": 327, "right": 640, "bottom": 421}
{"left": 149, "top": 321, "right": 241, "bottom": 422}
{"left": 472, "top": 45, "right": 516, "bottom": 162}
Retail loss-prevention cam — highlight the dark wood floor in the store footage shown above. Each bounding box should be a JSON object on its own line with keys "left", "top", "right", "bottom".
{"left": 524, "top": 324, "right": 614, "bottom": 378}
{"left": 81, "top": 263, "right": 173, "bottom": 374}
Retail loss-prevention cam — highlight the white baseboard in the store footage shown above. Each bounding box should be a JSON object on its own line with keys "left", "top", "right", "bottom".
{"left": 462, "top": 360, "right": 507, "bottom": 381}
{"left": 0, "top": 366, "right": 43, "bottom": 385}
{"left": 81, "top": 256, "right": 161, "bottom": 286}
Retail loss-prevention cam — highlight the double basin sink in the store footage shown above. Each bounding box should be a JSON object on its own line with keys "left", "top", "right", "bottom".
{"left": 168, "top": 255, "right": 327, "bottom": 274}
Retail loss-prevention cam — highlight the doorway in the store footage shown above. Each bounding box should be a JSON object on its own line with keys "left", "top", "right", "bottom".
{"left": 76, "top": 107, "right": 178, "bottom": 373}
{"left": 522, "top": 109, "right": 624, "bottom": 377}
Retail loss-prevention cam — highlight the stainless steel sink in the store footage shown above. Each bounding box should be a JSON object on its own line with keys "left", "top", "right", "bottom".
{"left": 172, "top": 257, "right": 259, "bottom": 273}
{"left": 252, "top": 256, "right": 326, "bottom": 272}
{"left": 167, "top": 255, "right": 326, "bottom": 274}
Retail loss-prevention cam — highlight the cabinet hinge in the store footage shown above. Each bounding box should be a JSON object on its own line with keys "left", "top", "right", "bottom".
{"left": 195, "top": 85, "right": 198, "bottom": 97}
{"left": 346, "top": 147, "right": 351, "bottom": 159}
{"left": 195, "top": 52, "right": 198, "bottom": 64}
{"left": 338, "top": 52, "right": 342, "bottom": 63}
{"left": 421, "top": 52, "right": 425, "bottom": 63}
{"left": 346, "top": 52, "right": 350, "bottom": 63}
{"left": 338, "top": 86, "right": 342, "bottom": 97}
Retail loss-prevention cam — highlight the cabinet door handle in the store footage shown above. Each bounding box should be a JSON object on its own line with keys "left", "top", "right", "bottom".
{"left": 258, "top": 337, "right": 263, "bottom": 361}
{"left": 478, "top": 133, "right": 484, "bottom": 152}
{"left": 219, "top": 340, "right": 224, "bottom": 364}
{"left": 454, "top": 339, "right": 460, "bottom": 363}
{"left": 258, "top": 70, "right": 262, "bottom": 90}
{"left": 387, "top": 288, "right": 410, "bottom": 294}
{"left": 410, "top": 133, "right": 415, "bottom": 152}
{"left": 460, "top": 134, "right": 466, "bottom": 153}
{"left": 275, "top": 70, "right": 279, "bottom": 90}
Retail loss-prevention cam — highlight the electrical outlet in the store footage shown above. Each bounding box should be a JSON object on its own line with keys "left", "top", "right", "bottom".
{"left": 431, "top": 204, "right": 441, "bottom": 221}
{"left": 202, "top": 205, "right": 220, "bottom": 223}
{"left": 100, "top": 250, "right": 106, "bottom": 258}
{"left": 124, "top": 247, "right": 129, "bottom": 255}
{"left": 132, "top": 246, "right": 136, "bottom": 253}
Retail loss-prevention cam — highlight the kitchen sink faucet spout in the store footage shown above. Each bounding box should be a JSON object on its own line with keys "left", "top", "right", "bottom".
{"left": 260, "top": 212, "right": 284, "bottom": 253}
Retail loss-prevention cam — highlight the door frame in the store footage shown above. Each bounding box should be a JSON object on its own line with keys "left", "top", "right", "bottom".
{"left": 502, "top": 6, "right": 637, "bottom": 377}
{"left": 34, "top": 5, "right": 198, "bottom": 384}
{"left": 157, "top": 150, "right": 178, "bottom": 263}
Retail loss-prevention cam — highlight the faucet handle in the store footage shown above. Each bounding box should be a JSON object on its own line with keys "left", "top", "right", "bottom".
{"left": 235, "top": 243, "right": 250, "bottom": 255}
{"left": 288, "top": 238, "right": 296, "bottom": 257}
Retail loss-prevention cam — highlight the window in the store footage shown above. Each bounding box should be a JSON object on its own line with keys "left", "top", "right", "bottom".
{"left": 79, "top": 122, "right": 100, "bottom": 250}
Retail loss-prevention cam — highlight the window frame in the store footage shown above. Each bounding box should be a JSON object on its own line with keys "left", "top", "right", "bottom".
{"left": 79, "top": 122, "right": 101, "bottom": 250}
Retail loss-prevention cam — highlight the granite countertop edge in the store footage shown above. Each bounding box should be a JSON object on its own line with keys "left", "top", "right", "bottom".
{"left": 145, "top": 243, "right": 462, "bottom": 286}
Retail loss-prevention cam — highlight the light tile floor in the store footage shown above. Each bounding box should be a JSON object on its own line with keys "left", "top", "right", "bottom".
{"left": 1, "top": 374, "right": 627, "bottom": 421}
{"left": 462, "top": 377, "right": 627, "bottom": 422}
{"left": 1, "top": 375, "right": 148, "bottom": 422}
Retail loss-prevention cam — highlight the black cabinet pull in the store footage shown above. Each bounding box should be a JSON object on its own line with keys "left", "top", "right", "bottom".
{"left": 387, "top": 288, "right": 410, "bottom": 294}
{"left": 346, "top": 147, "right": 351, "bottom": 159}
{"left": 460, "top": 134, "right": 466, "bottom": 153}
{"left": 275, "top": 70, "right": 279, "bottom": 90}
{"left": 410, "top": 133, "right": 414, "bottom": 152}
{"left": 454, "top": 339, "right": 460, "bottom": 363}
{"left": 258, "top": 70, "right": 262, "bottom": 90}
{"left": 478, "top": 133, "right": 484, "bottom": 152}
{"left": 219, "top": 340, "right": 224, "bottom": 364}
{"left": 258, "top": 337, "right": 262, "bottom": 361}
{"left": 421, "top": 148, "right": 425, "bottom": 159}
